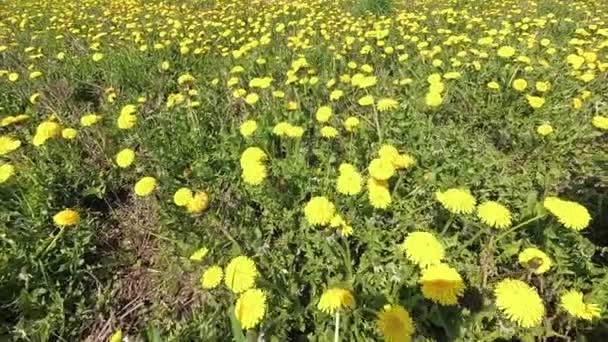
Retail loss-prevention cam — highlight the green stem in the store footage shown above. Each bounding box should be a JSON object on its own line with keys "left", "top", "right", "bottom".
{"left": 334, "top": 311, "right": 340, "bottom": 342}
{"left": 36, "top": 226, "right": 67, "bottom": 258}
{"left": 147, "top": 231, "right": 181, "bottom": 244}
{"left": 495, "top": 214, "right": 545, "bottom": 242}
{"left": 372, "top": 107, "right": 382, "bottom": 143}
{"left": 458, "top": 229, "right": 484, "bottom": 252}
{"left": 440, "top": 215, "right": 455, "bottom": 235}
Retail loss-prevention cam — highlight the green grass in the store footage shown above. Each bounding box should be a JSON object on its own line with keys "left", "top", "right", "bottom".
{"left": 1, "top": 0, "right": 608, "bottom": 340}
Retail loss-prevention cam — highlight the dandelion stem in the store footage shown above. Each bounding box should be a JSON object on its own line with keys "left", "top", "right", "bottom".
{"left": 334, "top": 311, "right": 340, "bottom": 342}
{"left": 440, "top": 215, "right": 455, "bottom": 235}
{"left": 458, "top": 229, "right": 484, "bottom": 252}
{"left": 341, "top": 236, "right": 353, "bottom": 282}
{"left": 36, "top": 226, "right": 66, "bottom": 258}
{"left": 147, "top": 231, "right": 181, "bottom": 244}
{"left": 372, "top": 107, "right": 382, "bottom": 143}
{"left": 495, "top": 214, "right": 545, "bottom": 242}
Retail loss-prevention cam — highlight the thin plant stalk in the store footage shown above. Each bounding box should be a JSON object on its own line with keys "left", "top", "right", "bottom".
{"left": 334, "top": 311, "right": 341, "bottom": 342}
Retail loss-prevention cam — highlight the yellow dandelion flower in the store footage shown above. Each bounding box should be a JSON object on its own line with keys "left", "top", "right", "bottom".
{"left": 357, "top": 76, "right": 377, "bottom": 88}
{"left": 512, "top": 79, "right": 528, "bottom": 92}
{"left": 134, "top": 177, "right": 157, "bottom": 197}
{"left": 30, "top": 93, "right": 40, "bottom": 104}
{"left": 526, "top": 95, "right": 545, "bottom": 109}
{"left": 8, "top": 73, "right": 19, "bottom": 82}
{"left": 1, "top": 114, "right": 29, "bottom": 127}
{"left": 316, "top": 106, "right": 332, "bottom": 123}
{"left": 443, "top": 72, "right": 461, "bottom": 80}
{"left": 0, "top": 136, "right": 22, "bottom": 155}
{"left": 425, "top": 91, "right": 443, "bottom": 107}
{"left": 240, "top": 120, "right": 257, "bottom": 137}
{"left": 377, "top": 304, "right": 415, "bottom": 342}
{"left": 543, "top": 197, "right": 591, "bottom": 231}
{"left": 286, "top": 125, "right": 304, "bottom": 138}
{"left": 377, "top": 98, "right": 398, "bottom": 112}
{"left": 497, "top": 46, "right": 516, "bottom": 58}
{"left": 117, "top": 111, "right": 137, "bottom": 130}
{"left": 402, "top": 231, "right": 444, "bottom": 268}
{"left": 340, "top": 225, "right": 353, "bottom": 237}
{"left": 592, "top": 115, "right": 608, "bottom": 130}
{"left": 318, "top": 288, "right": 355, "bottom": 314}
{"left": 189, "top": 247, "right": 209, "bottom": 261}
{"left": 240, "top": 147, "right": 267, "bottom": 166}
{"left": 535, "top": 81, "right": 550, "bottom": 92}
{"left": 436, "top": 188, "right": 476, "bottom": 214}
{"left": 420, "top": 263, "right": 465, "bottom": 305}
{"left": 244, "top": 93, "right": 259, "bottom": 105}
{"left": 378, "top": 145, "right": 415, "bottom": 170}
{"left": 487, "top": 81, "right": 500, "bottom": 90}
{"left": 235, "top": 288, "right": 267, "bottom": 329}
{"left": 358, "top": 95, "right": 374, "bottom": 106}
{"left": 304, "top": 196, "right": 336, "bottom": 226}
{"left": 61, "top": 128, "right": 77, "bottom": 140}
{"left": 378, "top": 144, "right": 399, "bottom": 161}
{"left": 518, "top": 247, "right": 552, "bottom": 274}
{"left": 477, "top": 201, "right": 512, "bottom": 229}
{"left": 186, "top": 191, "right": 209, "bottom": 214}
{"left": 225, "top": 255, "right": 258, "bottom": 293}
{"left": 369, "top": 158, "right": 395, "bottom": 181}
{"left": 201, "top": 266, "right": 223, "bottom": 289}
{"left": 53, "top": 209, "right": 80, "bottom": 226}
{"left": 80, "top": 114, "right": 101, "bottom": 127}
{"left": 393, "top": 154, "right": 415, "bottom": 169}
{"left": 330, "top": 89, "right": 344, "bottom": 101}
{"left": 33, "top": 121, "right": 61, "bottom": 146}
{"left": 494, "top": 279, "right": 544, "bottom": 328}
{"left": 0, "top": 163, "right": 15, "bottom": 183}
{"left": 109, "top": 330, "right": 121, "bottom": 342}
{"left": 174, "top": 188, "right": 193, "bottom": 206}
{"left": 368, "top": 178, "right": 391, "bottom": 209}
{"left": 177, "top": 73, "right": 195, "bottom": 85}
{"left": 330, "top": 214, "right": 345, "bottom": 228}
{"left": 273, "top": 122, "right": 291, "bottom": 136}
{"left": 337, "top": 164, "right": 363, "bottom": 195}
{"left": 92, "top": 53, "right": 104, "bottom": 61}
{"left": 320, "top": 126, "right": 338, "bottom": 138}
{"left": 344, "top": 117, "right": 360, "bottom": 132}
{"left": 537, "top": 123, "right": 553, "bottom": 136}
{"left": 115, "top": 148, "right": 135, "bottom": 168}
{"left": 241, "top": 162, "right": 267, "bottom": 186}
{"left": 560, "top": 290, "right": 601, "bottom": 320}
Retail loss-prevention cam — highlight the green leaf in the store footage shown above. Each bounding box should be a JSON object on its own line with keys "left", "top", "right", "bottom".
{"left": 229, "top": 305, "right": 246, "bottom": 342}
{"left": 144, "top": 325, "right": 162, "bottom": 342}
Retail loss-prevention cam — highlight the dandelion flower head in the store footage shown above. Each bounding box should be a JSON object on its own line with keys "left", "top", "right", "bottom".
{"left": 225, "top": 255, "right": 258, "bottom": 293}
{"left": 420, "top": 263, "right": 465, "bottom": 305}
{"left": 560, "top": 289, "right": 601, "bottom": 320}
{"left": 235, "top": 288, "right": 267, "bottom": 329}
{"left": 518, "top": 247, "right": 552, "bottom": 274}
{"left": 377, "top": 304, "right": 415, "bottom": 342}
{"left": 317, "top": 288, "right": 355, "bottom": 314}
{"left": 304, "top": 196, "right": 336, "bottom": 226}
{"left": 402, "top": 231, "right": 445, "bottom": 268}
{"left": 494, "top": 278, "right": 544, "bottom": 328}
{"left": 201, "top": 266, "right": 223, "bottom": 289}
{"left": 543, "top": 196, "right": 591, "bottom": 231}
{"left": 53, "top": 209, "right": 81, "bottom": 226}
{"left": 436, "top": 188, "right": 476, "bottom": 214}
{"left": 477, "top": 201, "right": 512, "bottom": 229}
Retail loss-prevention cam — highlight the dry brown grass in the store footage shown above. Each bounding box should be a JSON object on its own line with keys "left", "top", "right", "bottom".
{"left": 83, "top": 195, "right": 203, "bottom": 342}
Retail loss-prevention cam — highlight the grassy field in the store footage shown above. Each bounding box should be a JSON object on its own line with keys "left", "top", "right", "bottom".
{"left": 1, "top": 0, "right": 608, "bottom": 341}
